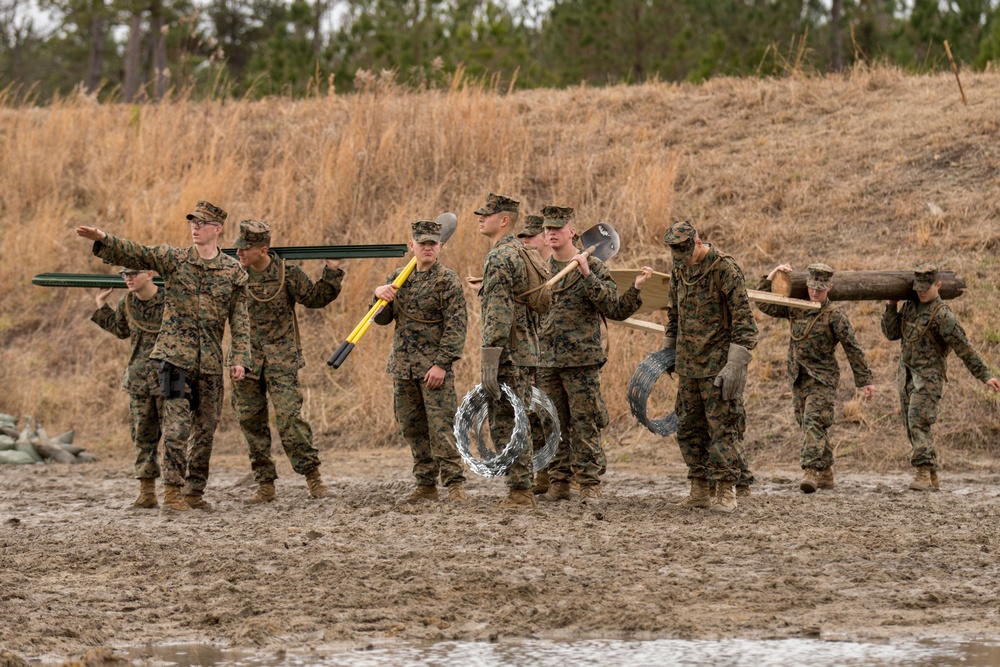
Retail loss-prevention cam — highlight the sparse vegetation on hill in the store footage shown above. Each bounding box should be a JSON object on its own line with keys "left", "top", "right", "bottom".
{"left": 1, "top": 67, "right": 997, "bottom": 474}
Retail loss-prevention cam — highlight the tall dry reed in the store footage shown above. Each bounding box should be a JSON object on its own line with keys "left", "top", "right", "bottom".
{"left": 1, "top": 67, "right": 998, "bottom": 473}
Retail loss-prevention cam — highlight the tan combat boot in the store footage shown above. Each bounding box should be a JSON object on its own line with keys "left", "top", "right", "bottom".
{"left": 711, "top": 481, "right": 737, "bottom": 514}
{"left": 816, "top": 467, "right": 835, "bottom": 490}
{"left": 396, "top": 484, "right": 438, "bottom": 505}
{"left": 538, "top": 480, "right": 572, "bottom": 502}
{"left": 305, "top": 469, "right": 331, "bottom": 498}
{"left": 130, "top": 478, "right": 158, "bottom": 510}
{"left": 245, "top": 481, "right": 277, "bottom": 504}
{"left": 908, "top": 465, "right": 937, "bottom": 492}
{"left": 930, "top": 469, "right": 941, "bottom": 490}
{"left": 446, "top": 482, "right": 468, "bottom": 503}
{"left": 161, "top": 484, "right": 191, "bottom": 512}
{"left": 736, "top": 485, "right": 752, "bottom": 498}
{"left": 578, "top": 484, "right": 603, "bottom": 505}
{"left": 532, "top": 470, "right": 550, "bottom": 495}
{"left": 184, "top": 492, "right": 212, "bottom": 511}
{"left": 677, "top": 477, "right": 712, "bottom": 508}
{"left": 498, "top": 488, "right": 537, "bottom": 509}
{"left": 800, "top": 468, "right": 821, "bottom": 494}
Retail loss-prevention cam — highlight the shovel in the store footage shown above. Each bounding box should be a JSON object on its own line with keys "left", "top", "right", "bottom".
{"left": 328, "top": 212, "right": 458, "bottom": 369}
{"left": 544, "top": 221, "right": 620, "bottom": 287}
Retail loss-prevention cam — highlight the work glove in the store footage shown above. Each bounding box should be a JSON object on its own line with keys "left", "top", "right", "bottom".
{"left": 663, "top": 336, "right": 676, "bottom": 376}
{"left": 481, "top": 347, "right": 503, "bottom": 402}
{"left": 713, "top": 343, "right": 752, "bottom": 401}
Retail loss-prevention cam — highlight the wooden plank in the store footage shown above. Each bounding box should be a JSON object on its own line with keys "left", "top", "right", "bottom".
{"left": 610, "top": 317, "right": 665, "bottom": 335}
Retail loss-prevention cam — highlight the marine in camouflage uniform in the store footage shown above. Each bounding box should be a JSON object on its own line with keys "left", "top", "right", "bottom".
{"left": 91, "top": 267, "right": 165, "bottom": 509}
{"left": 477, "top": 192, "right": 537, "bottom": 508}
{"left": 517, "top": 214, "right": 555, "bottom": 495}
{"left": 757, "top": 263, "right": 875, "bottom": 493}
{"left": 881, "top": 262, "right": 1000, "bottom": 491}
{"left": 230, "top": 220, "right": 344, "bottom": 503}
{"left": 373, "top": 219, "right": 467, "bottom": 504}
{"left": 535, "top": 205, "right": 646, "bottom": 504}
{"left": 80, "top": 201, "right": 251, "bottom": 512}
{"left": 663, "top": 221, "right": 757, "bottom": 514}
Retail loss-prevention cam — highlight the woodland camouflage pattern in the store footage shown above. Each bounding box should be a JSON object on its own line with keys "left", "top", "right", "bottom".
{"left": 536, "top": 255, "right": 641, "bottom": 487}
{"left": 375, "top": 261, "right": 467, "bottom": 487}
{"left": 665, "top": 244, "right": 757, "bottom": 485}
{"left": 231, "top": 257, "right": 345, "bottom": 483}
{"left": 481, "top": 233, "right": 534, "bottom": 489}
{"left": 882, "top": 297, "right": 993, "bottom": 470}
{"left": 91, "top": 291, "right": 166, "bottom": 479}
{"left": 94, "top": 235, "right": 251, "bottom": 373}
{"left": 757, "top": 276, "right": 874, "bottom": 470}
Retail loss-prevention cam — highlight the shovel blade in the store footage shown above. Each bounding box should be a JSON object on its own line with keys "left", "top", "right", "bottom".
{"left": 580, "top": 222, "right": 620, "bottom": 263}
{"left": 437, "top": 212, "right": 458, "bottom": 245}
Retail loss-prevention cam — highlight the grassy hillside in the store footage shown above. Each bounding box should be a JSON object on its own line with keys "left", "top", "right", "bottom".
{"left": 1, "top": 67, "right": 998, "bottom": 473}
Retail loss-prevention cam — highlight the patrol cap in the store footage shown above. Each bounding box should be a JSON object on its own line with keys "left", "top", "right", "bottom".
{"left": 913, "top": 261, "right": 939, "bottom": 291}
{"left": 474, "top": 193, "right": 520, "bottom": 216}
{"left": 186, "top": 200, "right": 228, "bottom": 225}
{"left": 233, "top": 219, "right": 271, "bottom": 249}
{"left": 806, "top": 263, "right": 835, "bottom": 290}
{"left": 541, "top": 205, "right": 574, "bottom": 229}
{"left": 411, "top": 219, "right": 442, "bottom": 243}
{"left": 517, "top": 215, "right": 545, "bottom": 238}
{"left": 663, "top": 220, "right": 697, "bottom": 262}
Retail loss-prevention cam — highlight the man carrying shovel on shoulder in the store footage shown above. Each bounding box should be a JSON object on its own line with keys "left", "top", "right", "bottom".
{"left": 373, "top": 219, "right": 468, "bottom": 505}
{"left": 535, "top": 205, "right": 651, "bottom": 505}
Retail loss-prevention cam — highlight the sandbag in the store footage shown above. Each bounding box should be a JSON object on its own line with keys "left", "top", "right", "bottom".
{"left": 0, "top": 435, "right": 16, "bottom": 450}
{"left": 15, "top": 441, "right": 43, "bottom": 463}
{"left": 52, "top": 430, "right": 75, "bottom": 445}
{"left": 75, "top": 452, "right": 98, "bottom": 463}
{"left": 33, "top": 440, "right": 77, "bottom": 464}
{"left": 0, "top": 450, "right": 36, "bottom": 465}
{"left": 57, "top": 443, "right": 84, "bottom": 456}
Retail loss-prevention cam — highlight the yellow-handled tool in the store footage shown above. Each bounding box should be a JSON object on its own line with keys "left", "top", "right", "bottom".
{"left": 328, "top": 212, "right": 458, "bottom": 369}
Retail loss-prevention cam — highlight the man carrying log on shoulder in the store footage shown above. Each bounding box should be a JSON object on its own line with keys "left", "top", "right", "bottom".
{"left": 91, "top": 267, "right": 165, "bottom": 510}
{"left": 662, "top": 221, "right": 757, "bottom": 514}
{"left": 535, "top": 205, "right": 650, "bottom": 505}
{"left": 881, "top": 262, "right": 1000, "bottom": 492}
{"left": 757, "top": 263, "right": 875, "bottom": 494}
{"left": 232, "top": 220, "right": 344, "bottom": 504}
{"left": 76, "top": 201, "right": 251, "bottom": 513}
{"left": 373, "top": 219, "right": 468, "bottom": 505}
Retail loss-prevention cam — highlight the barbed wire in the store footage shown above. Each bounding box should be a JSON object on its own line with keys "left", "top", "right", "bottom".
{"left": 472, "top": 386, "right": 560, "bottom": 473}
{"left": 454, "top": 383, "right": 529, "bottom": 477}
{"left": 627, "top": 348, "right": 679, "bottom": 436}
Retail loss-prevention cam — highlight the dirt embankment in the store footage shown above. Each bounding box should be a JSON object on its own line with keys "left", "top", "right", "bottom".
{"left": 2, "top": 446, "right": 999, "bottom": 659}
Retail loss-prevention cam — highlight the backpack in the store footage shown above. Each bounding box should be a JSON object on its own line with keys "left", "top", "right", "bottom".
{"left": 513, "top": 245, "right": 553, "bottom": 315}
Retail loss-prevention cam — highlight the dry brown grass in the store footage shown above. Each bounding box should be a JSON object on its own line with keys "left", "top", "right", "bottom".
{"left": 1, "top": 66, "right": 998, "bottom": 475}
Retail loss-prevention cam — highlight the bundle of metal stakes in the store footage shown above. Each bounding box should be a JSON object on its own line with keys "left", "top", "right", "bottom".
{"left": 32, "top": 244, "right": 408, "bottom": 288}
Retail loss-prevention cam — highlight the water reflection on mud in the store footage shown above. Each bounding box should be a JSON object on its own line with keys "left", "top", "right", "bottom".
{"left": 117, "top": 637, "right": 1000, "bottom": 667}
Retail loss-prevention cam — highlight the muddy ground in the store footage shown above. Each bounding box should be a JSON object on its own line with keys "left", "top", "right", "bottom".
{"left": 2, "top": 445, "right": 999, "bottom": 661}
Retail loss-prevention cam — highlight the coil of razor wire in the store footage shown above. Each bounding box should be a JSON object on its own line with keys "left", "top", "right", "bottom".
{"left": 472, "top": 386, "right": 560, "bottom": 473}
{"left": 454, "top": 383, "right": 529, "bottom": 477}
{"left": 627, "top": 348, "right": 679, "bottom": 436}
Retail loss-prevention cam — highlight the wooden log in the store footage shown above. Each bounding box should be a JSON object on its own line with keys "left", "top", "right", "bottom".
{"left": 770, "top": 270, "right": 966, "bottom": 302}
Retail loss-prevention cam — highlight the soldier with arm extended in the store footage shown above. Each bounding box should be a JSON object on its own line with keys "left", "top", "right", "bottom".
{"left": 476, "top": 192, "right": 538, "bottom": 509}
{"left": 373, "top": 219, "right": 468, "bottom": 505}
{"left": 663, "top": 220, "right": 758, "bottom": 514}
{"left": 231, "top": 220, "right": 345, "bottom": 504}
{"left": 76, "top": 200, "right": 251, "bottom": 512}
{"left": 757, "top": 263, "right": 875, "bottom": 494}
{"left": 881, "top": 262, "right": 1000, "bottom": 491}
{"left": 91, "top": 268, "right": 165, "bottom": 509}
{"left": 535, "top": 205, "right": 650, "bottom": 505}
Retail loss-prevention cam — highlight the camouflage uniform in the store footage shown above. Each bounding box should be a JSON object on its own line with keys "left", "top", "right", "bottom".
{"left": 92, "top": 202, "right": 251, "bottom": 494}
{"left": 757, "top": 265, "right": 874, "bottom": 471}
{"left": 375, "top": 223, "right": 467, "bottom": 488}
{"left": 536, "top": 206, "right": 642, "bottom": 488}
{"left": 479, "top": 195, "right": 535, "bottom": 490}
{"left": 881, "top": 265, "right": 993, "bottom": 472}
{"left": 229, "top": 220, "right": 344, "bottom": 485}
{"left": 517, "top": 215, "right": 552, "bottom": 467}
{"left": 91, "top": 285, "right": 165, "bottom": 480}
{"left": 665, "top": 225, "right": 757, "bottom": 485}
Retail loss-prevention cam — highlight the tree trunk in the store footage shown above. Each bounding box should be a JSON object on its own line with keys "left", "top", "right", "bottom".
{"left": 830, "top": 0, "right": 842, "bottom": 72}
{"left": 150, "top": 11, "right": 168, "bottom": 101}
{"left": 770, "top": 270, "right": 966, "bottom": 302}
{"left": 86, "top": 13, "right": 106, "bottom": 94}
{"left": 123, "top": 12, "right": 143, "bottom": 102}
